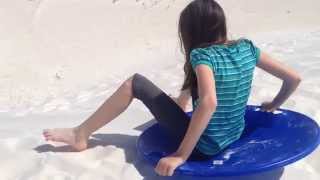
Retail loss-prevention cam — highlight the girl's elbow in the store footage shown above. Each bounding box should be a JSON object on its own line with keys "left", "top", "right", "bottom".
{"left": 211, "top": 100, "right": 217, "bottom": 112}
{"left": 294, "top": 75, "right": 302, "bottom": 84}
{"left": 202, "top": 96, "right": 217, "bottom": 112}
{"left": 289, "top": 73, "right": 302, "bottom": 86}
{"left": 291, "top": 70, "right": 302, "bottom": 83}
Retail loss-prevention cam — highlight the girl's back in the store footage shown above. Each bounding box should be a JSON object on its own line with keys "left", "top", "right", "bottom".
{"left": 190, "top": 39, "right": 261, "bottom": 155}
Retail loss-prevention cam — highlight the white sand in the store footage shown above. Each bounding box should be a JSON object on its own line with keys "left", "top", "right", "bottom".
{"left": 0, "top": 0, "right": 319, "bottom": 179}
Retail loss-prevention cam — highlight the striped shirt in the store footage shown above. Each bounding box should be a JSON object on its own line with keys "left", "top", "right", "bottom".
{"left": 190, "top": 38, "right": 261, "bottom": 155}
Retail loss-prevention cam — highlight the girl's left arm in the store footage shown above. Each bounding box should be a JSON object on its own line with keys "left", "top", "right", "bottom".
{"left": 155, "top": 64, "right": 217, "bottom": 176}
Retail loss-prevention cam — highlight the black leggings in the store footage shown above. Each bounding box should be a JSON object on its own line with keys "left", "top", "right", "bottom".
{"left": 131, "top": 73, "right": 211, "bottom": 161}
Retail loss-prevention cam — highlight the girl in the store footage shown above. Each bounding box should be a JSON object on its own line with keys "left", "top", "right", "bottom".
{"left": 43, "top": 0, "right": 301, "bottom": 177}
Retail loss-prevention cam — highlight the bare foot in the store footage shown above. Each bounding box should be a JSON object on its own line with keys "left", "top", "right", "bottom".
{"left": 42, "top": 127, "right": 89, "bottom": 151}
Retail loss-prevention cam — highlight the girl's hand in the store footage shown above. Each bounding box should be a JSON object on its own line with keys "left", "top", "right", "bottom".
{"left": 261, "top": 101, "right": 278, "bottom": 112}
{"left": 154, "top": 153, "right": 186, "bottom": 176}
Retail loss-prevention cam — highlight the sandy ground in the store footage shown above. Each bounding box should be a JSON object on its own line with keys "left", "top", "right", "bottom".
{"left": 0, "top": 0, "right": 319, "bottom": 179}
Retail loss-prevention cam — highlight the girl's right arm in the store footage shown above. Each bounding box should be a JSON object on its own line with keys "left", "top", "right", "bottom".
{"left": 256, "top": 51, "right": 302, "bottom": 112}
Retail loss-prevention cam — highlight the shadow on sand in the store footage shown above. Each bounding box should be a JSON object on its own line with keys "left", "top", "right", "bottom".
{"left": 34, "top": 119, "right": 284, "bottom": 180}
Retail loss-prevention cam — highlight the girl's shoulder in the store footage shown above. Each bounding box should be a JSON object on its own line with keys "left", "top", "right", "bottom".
{"left": 197, "top": 38, "right": 255, "bottom": 50}
{"left": 190, "top": 38, "right": 258, "bottom": 56}
{"left": 237, "top": 38, "right": 256, "bottom": 46}
{"left": 226, "top": 38, "right": 256, "bottom": 49}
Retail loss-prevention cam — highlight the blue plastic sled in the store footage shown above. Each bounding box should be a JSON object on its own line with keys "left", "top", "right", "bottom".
{"left": 137, "top": 105, "right": 320, "bottom": 177}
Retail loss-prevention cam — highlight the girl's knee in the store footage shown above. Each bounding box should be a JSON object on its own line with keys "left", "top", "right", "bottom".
{"left": 121, "top": 74, "right": 137, "bottom": 97}
{"left": 131, "top": 73, "right": 143, "bottom": 98}
{"left": 122, "top": 73, "right": 143, "bottom": 98}
{"left": 132, "top": 73, "right": 143, "bottom": 82}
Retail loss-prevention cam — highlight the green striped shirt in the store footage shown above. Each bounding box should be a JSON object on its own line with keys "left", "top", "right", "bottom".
{"left": 190, "top": 38, "right": 261, "bottom": 155}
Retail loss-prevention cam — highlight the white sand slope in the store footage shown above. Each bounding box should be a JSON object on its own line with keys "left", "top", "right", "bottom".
{"left": 0, "top": 0, "right": 319, "bottom": 180}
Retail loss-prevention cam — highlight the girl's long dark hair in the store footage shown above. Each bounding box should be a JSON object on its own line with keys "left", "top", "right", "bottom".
{"left": 178, "top": 0, "right": 228, "bottom": 93}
